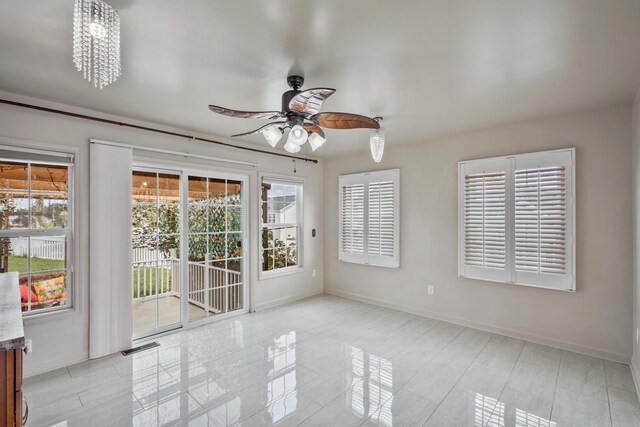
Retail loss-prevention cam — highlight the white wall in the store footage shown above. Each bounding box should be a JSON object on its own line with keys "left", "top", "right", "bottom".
{"left": 0, "top": 91, "right": 324, "bottom": 377}
{"left": 632, "top": 90, "right": 640, "bottom": 386}
{"left": 324, "top": 104, "right": 633, "bottom": 363}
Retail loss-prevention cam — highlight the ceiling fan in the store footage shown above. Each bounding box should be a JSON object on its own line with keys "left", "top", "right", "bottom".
{"left": 208, "top": 75, "right": 380, "bottom": 153}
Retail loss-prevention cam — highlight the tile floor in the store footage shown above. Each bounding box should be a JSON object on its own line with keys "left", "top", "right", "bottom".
{"left": 133, "top": 296, "right": 208, "bottom": 336}
{"left": 24, "top": 295, "right": 640, "bottom": 426}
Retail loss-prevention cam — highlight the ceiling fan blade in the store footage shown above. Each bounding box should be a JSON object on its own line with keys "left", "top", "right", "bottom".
{"left": 230, "top": 121, "right": 286, "bottom": 137}
{"left": 303, "top": 123, "right": 325, "bottom": 138}
{"left": 289, "top": 88, "right": 336, "bottom": 115}
{"left": 311, "top": 112, "right": 380, "bottom": 130}
{"left": 209, "top": 104, "right": 284, "bottom": 120}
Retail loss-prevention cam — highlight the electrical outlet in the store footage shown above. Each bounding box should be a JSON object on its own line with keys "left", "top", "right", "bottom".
{"left": 427, "top": 285, "right": 434, "bottom": 295}
{"left": 312, "top": 269, "right": 317, "bottom": 277}
{"left": 25, "top": 339, "right": 33, "bottom": 354}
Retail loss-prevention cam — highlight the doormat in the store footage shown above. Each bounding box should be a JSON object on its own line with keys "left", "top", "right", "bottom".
{"left": 121, "top": 341, "right": 159, "bottom": 356}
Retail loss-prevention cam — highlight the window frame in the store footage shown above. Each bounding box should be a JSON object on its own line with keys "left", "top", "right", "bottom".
{"left": 0, "top": 148, "right": 75, "bottom": 315}
{"left": 259, "top": 175, "right": 304, "bottom": 279}
{"left": 458, "top": 148, "right": 575, "bottom": 292}
{"left": 338, "top": 169, "right": 400, "bottom": 268}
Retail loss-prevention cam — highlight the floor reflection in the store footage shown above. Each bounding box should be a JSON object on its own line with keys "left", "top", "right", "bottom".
{"left": 266, "top": 331, "right": 298, "bottom": 422}
{"left": 348, "top": 346, "right": 394, "bottom": 426}
{"left": 513, "top": 408, "right": 557, "bottom": 427}
{"left": 478, "top": 392, "right": 557, "bottom": 427}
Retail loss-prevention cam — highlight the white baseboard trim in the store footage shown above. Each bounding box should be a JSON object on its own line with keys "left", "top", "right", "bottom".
{"left": 254, "top": 290, "right": 322, "bottom": 311}
{"left": 631, "top": 357, "right": 640, "bottom": 398}
{"left": 324, "top": 287, "right": 631, "bottom": 365}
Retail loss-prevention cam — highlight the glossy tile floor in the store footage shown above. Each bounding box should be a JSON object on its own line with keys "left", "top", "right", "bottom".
{"left": 24, "top": 295, "right": 640, "bottom": 426}
{"left": 133, "top": 297, "right": 207, "bottom": 336}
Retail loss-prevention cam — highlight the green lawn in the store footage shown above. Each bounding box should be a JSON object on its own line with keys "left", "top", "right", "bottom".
{"left": 9, "top": 255, "right": 171, "bottom": 299}
{"left": 7, "top": 255, "right": 64, "bottom": 274}
{"left": 132, "top": 266, "right": 173, "bottom": 298}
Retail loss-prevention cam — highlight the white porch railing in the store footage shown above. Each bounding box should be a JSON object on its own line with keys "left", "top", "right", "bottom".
{"left": 132, "top": 248, "right": 242, "bottom": 314}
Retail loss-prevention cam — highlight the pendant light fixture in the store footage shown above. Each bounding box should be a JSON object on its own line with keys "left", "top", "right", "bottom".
{"left": 73, "top": 0, "right": 121, "bottom": 89}
{"left": 370, "top": 117, "right": 385, "bottom": 162}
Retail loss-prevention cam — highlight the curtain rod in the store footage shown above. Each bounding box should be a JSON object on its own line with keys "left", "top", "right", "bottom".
{"left": 90, "top": 139, "right": 257, "bottom": 167}
{"left": 0, "top": 98, "right": 319, "bottom": 164}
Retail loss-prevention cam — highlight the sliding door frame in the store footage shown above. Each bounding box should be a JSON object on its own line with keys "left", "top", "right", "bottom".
{"left": 131, "top": 165, "right": 183, "bottom": 341}
{"left": 132, "top": 159, "right": 251, "bottom": 339}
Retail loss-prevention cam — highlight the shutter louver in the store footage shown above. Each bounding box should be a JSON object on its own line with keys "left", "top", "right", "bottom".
{"left": 515, "top": 166, "right": 566, "bottom": 275}
{"left": 464, "top": 172, "right": 506, "bottom": 269}
{"left": 368, "top": 181, "right": 395, "bottom": 257}
{"left": 341, "top": 184, "right": 365, "bottom": 254}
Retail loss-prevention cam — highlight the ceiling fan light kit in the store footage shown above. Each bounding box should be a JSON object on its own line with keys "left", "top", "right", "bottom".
{"left": 260, "top": 126, "right": 283, "bottom": 147}
{"left": 288, "top": 125, "right": 309, "bottom": 146}
{"left": 284, "top": 140, "right": 302, "bottom": 153}
{"left": 209, "top": 75, "right": 380, "bottom": 154}
{"left": 307, "top": 132, "right": 326, "bottom": 151}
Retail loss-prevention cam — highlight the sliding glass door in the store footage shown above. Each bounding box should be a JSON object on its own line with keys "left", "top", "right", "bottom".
{"left": 131, "top": 167, "right": 247, "bottom": 338}
{"left": 186, "top": 176, "right": 245, "bottom": 322}
{"left": 131, "top": 169, "right": 182, "bottom": 338}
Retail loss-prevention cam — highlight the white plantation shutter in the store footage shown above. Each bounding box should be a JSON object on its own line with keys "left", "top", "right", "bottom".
{"left": 459, "top": 158, "right": 509, "bottom": 282}
{"left": 368, "top": 181, "right": 395, "bottom": 257}
{"left": 513, "top": 151, "right": 573, "bottom": 289}
{"left": 339, "top": 169, "right": 399, "bottom": 268}
{"left": 464, "top": 172, "right": 506, "bottom": 269}
{"left": 459, "top": 149, "right": 574, "bottom": 291}
{"left": 341, "top": 184, "right": 365, "bottom": 254}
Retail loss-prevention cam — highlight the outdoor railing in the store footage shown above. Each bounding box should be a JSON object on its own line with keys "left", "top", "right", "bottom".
{"left": 132, "top": 249, "right": 242, "bottom": 314}
{"left": 187, "top": 255, "right": 243, "bottom": 314}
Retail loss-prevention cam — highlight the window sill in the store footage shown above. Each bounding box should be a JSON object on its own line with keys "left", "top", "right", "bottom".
{"left": 22, "top": 306, "right": 79, "bottom": 326}
{"left": 260, "top": 266, "right": 305, "bottom": 281}
{"left": 458, "top": 274, "right": 575, "bottom": 293}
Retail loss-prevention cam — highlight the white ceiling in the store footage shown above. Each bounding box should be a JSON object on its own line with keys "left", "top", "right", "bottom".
{"left": 1, "top": 0, "right": 639, "bottom": 158}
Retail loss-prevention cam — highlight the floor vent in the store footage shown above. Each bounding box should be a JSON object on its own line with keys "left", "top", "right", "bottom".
{"left": 121, "top": 342, "right": 159, "bottom": 356}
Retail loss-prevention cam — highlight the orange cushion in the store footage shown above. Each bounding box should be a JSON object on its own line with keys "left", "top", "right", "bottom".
{"left": 32, "top": 276, "right": 66, "bottom": 302}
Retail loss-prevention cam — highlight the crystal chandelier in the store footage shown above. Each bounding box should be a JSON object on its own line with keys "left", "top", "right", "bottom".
{"left": 370, "top": 117, "right": 385, "bottom": 162}
{"left": 73, "top": 0, "right": 121, "bottom": 89}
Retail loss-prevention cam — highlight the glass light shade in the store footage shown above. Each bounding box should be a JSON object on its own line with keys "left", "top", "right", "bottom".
{"left": 289, "top": 125, "right": 308, "bottom": 146}
{"left": 260, "top": 126, "right": 283, "bottom": 147}
{"left": 370, "top": 127, "right": 385, "bottom": 162}
{"left": 284, "top": 140, "right": 301, "bottom": 153}
{"left": 308, "top": 132, "right": 326, "bottom": 151}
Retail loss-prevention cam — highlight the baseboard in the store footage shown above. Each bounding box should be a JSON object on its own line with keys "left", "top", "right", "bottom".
{"left": 324, "top": 287, "right": 631, "bottom": 365}
{"left": 254, "top": 290, "right": 322, "bottom": 311}
{"left": 631, "top": 357, "right": 640, "bottom": 398}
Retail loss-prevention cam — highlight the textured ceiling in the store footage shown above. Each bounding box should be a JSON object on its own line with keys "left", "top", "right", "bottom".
{"left": 1, "top": 0, "right": 639, "bottom": 157}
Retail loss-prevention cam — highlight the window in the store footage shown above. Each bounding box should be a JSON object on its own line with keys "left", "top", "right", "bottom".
{"left": 458, "top": 148, "right": 575, "bottom": 291}
{"left": 0, "top": 150, "right": 74, "bottom": 313}
{"left": 261, "top": 178, "right": 302, "bottom": 274}
{"left": 339, "top": 169, "right": 400, "bottom": 268}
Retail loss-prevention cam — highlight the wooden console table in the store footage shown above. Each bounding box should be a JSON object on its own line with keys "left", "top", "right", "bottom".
{"left": 0, "top": 272, "right": 24, "bottom": 426}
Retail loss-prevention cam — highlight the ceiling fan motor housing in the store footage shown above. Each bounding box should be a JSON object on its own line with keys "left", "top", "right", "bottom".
{"left": 283, "top": 75, "right": 306, "bottom": 126}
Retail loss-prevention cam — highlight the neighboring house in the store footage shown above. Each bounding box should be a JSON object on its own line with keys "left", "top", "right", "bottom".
{"left": 269, "top": 198, "right": 296, "bottom": 243}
